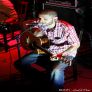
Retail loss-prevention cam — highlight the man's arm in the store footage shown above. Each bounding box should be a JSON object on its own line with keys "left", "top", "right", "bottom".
{"left": 62, "top": 43, "right": 80, "bottom": 56}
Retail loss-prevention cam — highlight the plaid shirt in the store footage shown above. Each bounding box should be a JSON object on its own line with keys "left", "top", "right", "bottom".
{"left": 37, "top": 20, "right": 80, "bottom": 57}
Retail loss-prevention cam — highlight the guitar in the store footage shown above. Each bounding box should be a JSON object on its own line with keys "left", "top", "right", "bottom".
{"left": 20, "top": 29, "right": 72, "bottom": 66}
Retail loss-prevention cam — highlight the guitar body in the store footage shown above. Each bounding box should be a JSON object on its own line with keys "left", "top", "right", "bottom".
{"left": 20, "top": 29, "right": 71, "bottom": 65}
{"left": 20, "top": 28, "right": 50, "bottom": 51}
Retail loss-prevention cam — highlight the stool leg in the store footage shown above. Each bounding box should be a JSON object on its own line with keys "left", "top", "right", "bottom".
{"left": 3, "top": 33, "right": 8, "bottom": 52}
{"left": 72, "top": 59, "right": 78, "bottom": 80}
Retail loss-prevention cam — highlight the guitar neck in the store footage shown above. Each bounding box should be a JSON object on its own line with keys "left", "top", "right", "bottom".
{"left": 34, "top": 43, "right": 52, "bottom": 56}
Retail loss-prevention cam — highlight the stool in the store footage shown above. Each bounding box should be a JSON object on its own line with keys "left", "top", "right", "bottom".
{"left": 64, "top": 29, "right": 84, "bottom": 81}
{"left": 64, "top": 58, "right": 78, "bottom": 81}
{"left": 18, "top": 1, "right": 29, "bottom": 20}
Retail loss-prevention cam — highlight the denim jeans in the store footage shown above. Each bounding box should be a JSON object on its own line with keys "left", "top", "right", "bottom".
{"left": 19, "top": 53, "right": 74, "bottom": 90}
{"left": 50, "top": 61, "right": 69, "bottom": 89}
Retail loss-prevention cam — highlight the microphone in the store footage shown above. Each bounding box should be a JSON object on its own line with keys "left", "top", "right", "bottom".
{"left": 25, "top": 21, "right": 38, "bottom": 26}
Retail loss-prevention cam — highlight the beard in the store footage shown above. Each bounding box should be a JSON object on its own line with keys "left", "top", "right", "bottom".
{"left": 38, "top": 19, "right": 56, "bottom": 29}
{"left": 46, "top": 20, "right": 54, "bottom": 26}
{"left": 45, "top": 20, "right": 56, "bottom": 29}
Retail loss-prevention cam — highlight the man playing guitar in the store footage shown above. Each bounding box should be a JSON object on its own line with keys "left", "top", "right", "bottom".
{"left": 19, "top": 10, "right": 80, "bottom": 92}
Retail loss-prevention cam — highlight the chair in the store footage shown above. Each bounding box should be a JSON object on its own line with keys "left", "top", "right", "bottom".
{"left": 64, "top": 28, "right": 83, "bottom": 81}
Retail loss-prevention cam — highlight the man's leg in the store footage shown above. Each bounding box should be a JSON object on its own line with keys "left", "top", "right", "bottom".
{"left": 50, "top": 61, "right": 69, "bottom": 92}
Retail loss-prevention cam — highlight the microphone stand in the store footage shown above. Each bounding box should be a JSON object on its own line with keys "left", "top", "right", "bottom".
{"left": 14, "top": 33, "right": 22, "bottom": 60}
{"left": 15, "top": 35, "right": 21, "bottom": 59}
{"left": 32, "top": 0, "right": 36, "bottom": 18}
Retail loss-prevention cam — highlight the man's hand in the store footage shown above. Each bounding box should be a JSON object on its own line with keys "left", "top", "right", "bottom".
{"left": 61, "top": 56, "right": 73, "bottom": 66}
{"left": 50, "top": 53, "right": 73, "bottom": 66}
{"left": 50, "top": 53, "right": 63, "bottom": 61}
{"left": 50, "top": 54, "right": 59, "bottom": 61}
{"left": 26, "top": 37, "right": 30, "bottom": 44}
{"left": 62, "top": 51, "right": 70, "bottom": 57}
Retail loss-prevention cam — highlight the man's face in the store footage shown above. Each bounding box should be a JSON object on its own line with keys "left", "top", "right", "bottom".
{"left": 39, "top": 14, "right": 56, "bottom": 28}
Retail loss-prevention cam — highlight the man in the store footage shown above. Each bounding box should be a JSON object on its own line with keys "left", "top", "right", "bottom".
{"left": 38, "top": 10, "right": 80, "bottom": 91}
{"left": 0, "top": 0, "right": 18, "bottom": 23}
{"left": 17, "top": 10, "right": 80, "bottom": 92}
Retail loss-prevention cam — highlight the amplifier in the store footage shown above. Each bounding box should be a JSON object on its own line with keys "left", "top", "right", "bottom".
{"left": 42, "top": 2, "right": 79, "bottom": 31}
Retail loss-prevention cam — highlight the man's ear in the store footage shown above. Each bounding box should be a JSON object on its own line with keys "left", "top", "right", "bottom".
{"left": 54, "top": 17, "right": 58, "bottom": 21}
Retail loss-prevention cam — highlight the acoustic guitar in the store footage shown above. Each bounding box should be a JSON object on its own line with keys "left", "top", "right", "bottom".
{"left": 20, "top": 28, "right": 72, "bottom": 65}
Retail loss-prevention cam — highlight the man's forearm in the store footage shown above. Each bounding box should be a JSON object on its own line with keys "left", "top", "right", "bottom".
{"left": 62, "top": 43, "right": 80, "bottom": 56}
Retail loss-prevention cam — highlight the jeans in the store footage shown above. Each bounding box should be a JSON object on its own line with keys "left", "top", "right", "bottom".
{"left": 50, "top": 61, "right": 69, "bottom": 89}
{"left": 18, "top": 53, "right": 74, "bottom": 90}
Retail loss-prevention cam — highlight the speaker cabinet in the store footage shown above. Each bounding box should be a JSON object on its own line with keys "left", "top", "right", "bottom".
{"left": 42, "top": 2, "right": 79, "bottom": 31}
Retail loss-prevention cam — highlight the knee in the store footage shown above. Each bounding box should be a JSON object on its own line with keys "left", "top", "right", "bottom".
{"left": 51, "top": 68, "right": 64, "bottom": 81}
